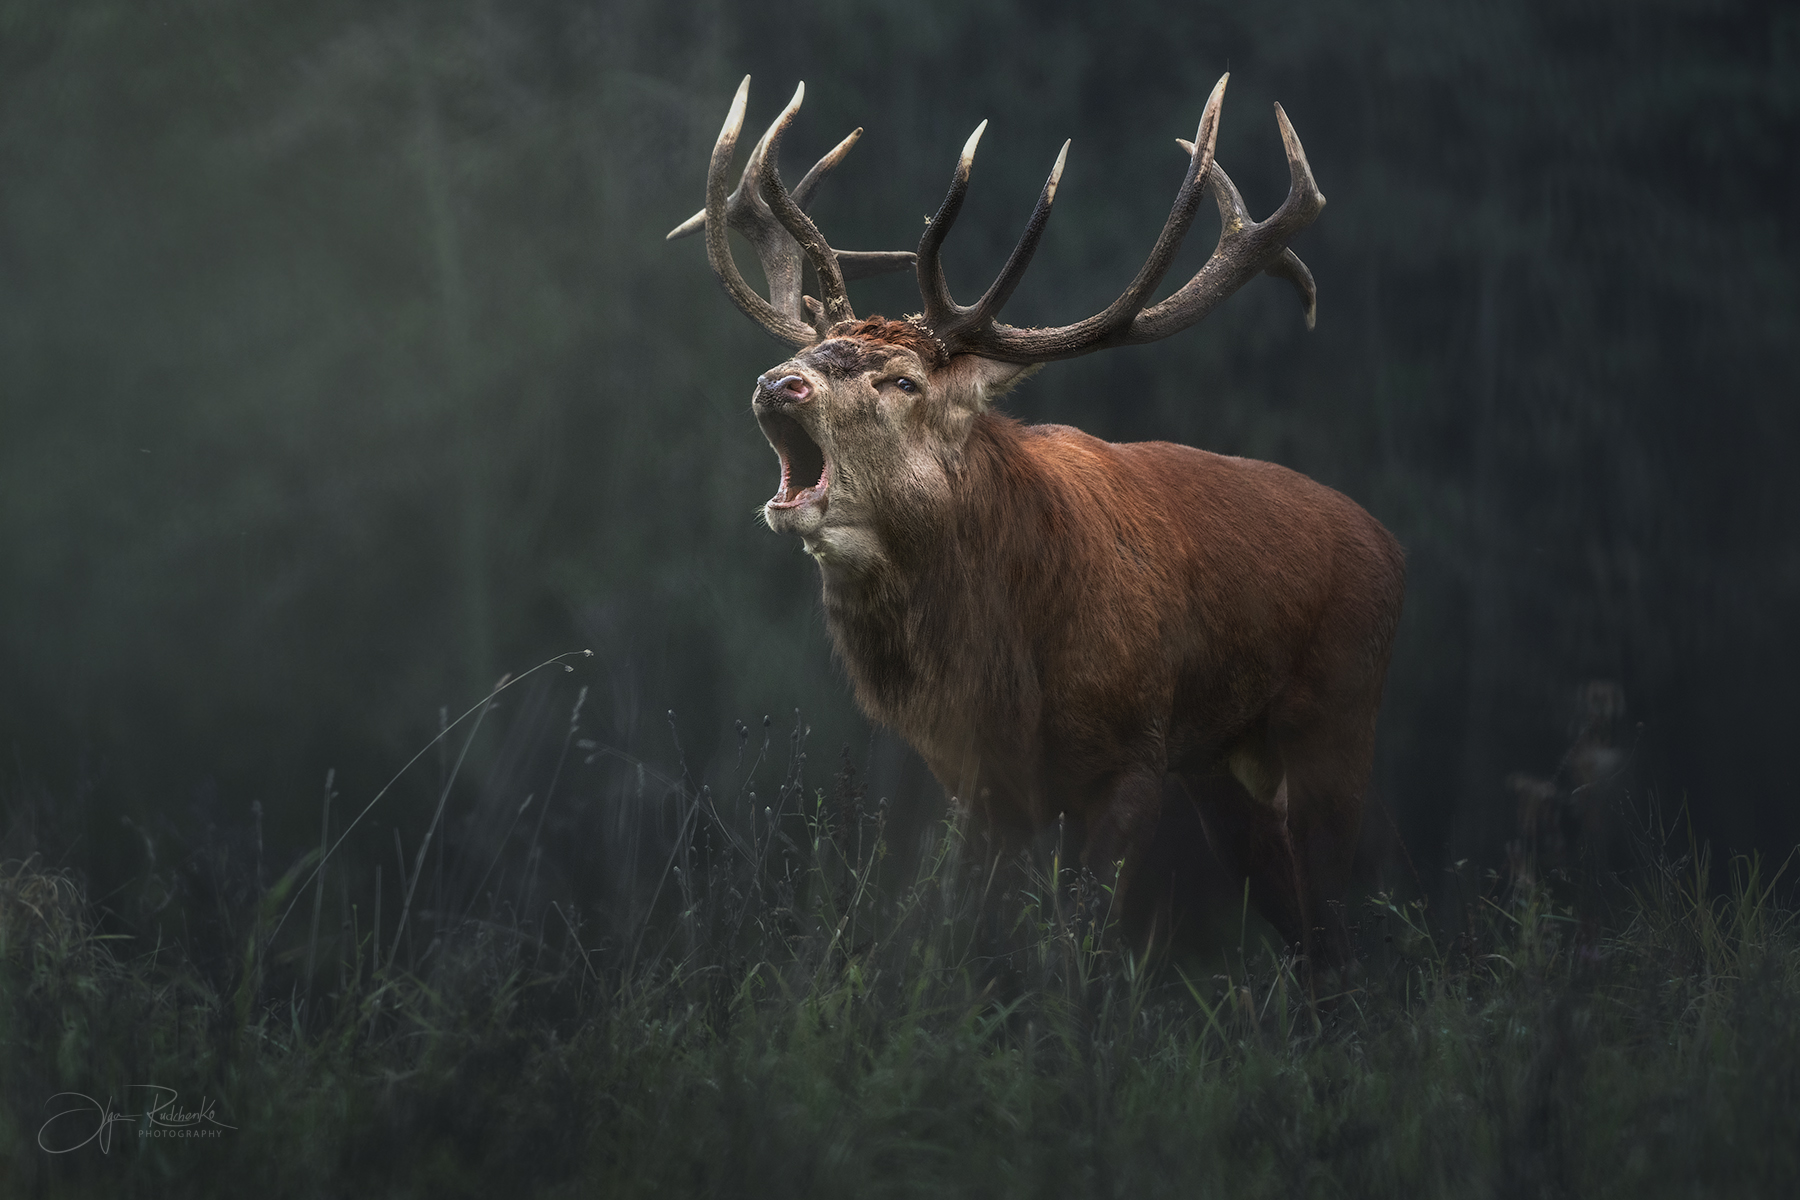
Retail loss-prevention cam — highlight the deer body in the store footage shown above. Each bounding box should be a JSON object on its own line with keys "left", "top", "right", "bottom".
{"left": 830, "top": 413, "right": 1402, "bottom": 833}
{"left": 673, "top": 76, "right": 1405, "bottom": 961}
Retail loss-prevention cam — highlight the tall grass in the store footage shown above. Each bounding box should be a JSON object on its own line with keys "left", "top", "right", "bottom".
{"left": 3, "top": 677, "right": 1797, "bottom": 1197}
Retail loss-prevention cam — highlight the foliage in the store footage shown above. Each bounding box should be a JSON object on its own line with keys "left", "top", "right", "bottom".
{"left": 4, "top": 710, "right": 1798, "bottom": 1197}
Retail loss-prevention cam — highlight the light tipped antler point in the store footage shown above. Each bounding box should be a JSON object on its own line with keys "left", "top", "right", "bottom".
{"left": 1270, "top": 101, "right": 1324, "bottom": 217}
{"left": 723, "top": 75, "right": 750, "bottom": 136}
{"left": 779, "top": 81, "right": 806, "bottom": 125}
{"left": 1194, "top": 72, "right": 1228, "bottom": 156}
{"left": 958, "top": 120, "right": 989, "bottom": 179}
{"left": 666, "top": 210, "right": 706, "bottom": 241}
{"left": 1273, "top": 101, "right": 1297, "bottom": 154}
{"left": 792, "top": 126, "right": 866, "bottom": 211}
{"left": 1272, "top": 101, "right": 1307, "bottom": 165}
{"left": 761, "top": 85, "right": 807, "bottom": 178}
{"left": 1046, "top": 139, "right": 1070, "bottom": 201}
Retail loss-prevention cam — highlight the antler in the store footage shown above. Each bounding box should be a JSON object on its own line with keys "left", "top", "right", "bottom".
{"left": 915, "top": 72, "right": 1326, "bottom": 364}
{"left": 669, "top": 77, "right": 916, "bottom": 348}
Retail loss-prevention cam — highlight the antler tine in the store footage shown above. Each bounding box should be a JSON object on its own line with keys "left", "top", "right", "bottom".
{"left": 1179, "top": 140, "right": 1249, "bottom": 223}
{"left": 1265, "top": 249, "right": 1318, "bottom": 331}
{"left": 917, "top": 121, "right": 987, "bottom": 328}
{"left": 759, "top": 82, "right": 856, "bottom": 334}
{"left": 670, "top": 88, "right": 916, "bottom": 326}
{"left": 701, "top": 77, "right": 816, "bottom": 348}
{"left": 1271, "top": 102, "right": 1325, "bottom": 234}
{"left": 1125, "top": 104, "right": 1327, "bottom": 343}
{"left": 665, "top": 108, "right": 778, "bottom": 243}
{"left": 793, "top": 127, "right": 861, "bottom": 210}
{"left": 665, "top": 208, "right": 706, "bottom": 241}
{"left": 665, "top": 114, "right": 846, "bottom": 243}
{"left": 962, "top": 139, "right": 1070, "bottom": 334}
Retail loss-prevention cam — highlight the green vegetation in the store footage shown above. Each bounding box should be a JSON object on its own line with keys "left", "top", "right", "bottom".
{"left": 5, "top": 710, "right": 1796, "bottom": 1196}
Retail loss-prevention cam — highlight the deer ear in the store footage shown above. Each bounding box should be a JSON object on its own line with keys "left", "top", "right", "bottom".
{"left": 942, "top": 356, "right": 1041, "bottom": 407}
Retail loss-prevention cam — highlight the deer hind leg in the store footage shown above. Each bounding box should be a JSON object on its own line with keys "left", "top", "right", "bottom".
{"left": 1175, "top": 741, "right": 1308, "bottom": 953}
{"left": 1271, "top": 707, "right": 1380, "bottom": 973}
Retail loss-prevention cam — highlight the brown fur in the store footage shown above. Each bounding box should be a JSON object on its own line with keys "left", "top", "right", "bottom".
{"left": 752, "top": 327, "right": 1404, "bottom": 968}
{"left": 824, "top": 317, "right": 948, "bottom": 368}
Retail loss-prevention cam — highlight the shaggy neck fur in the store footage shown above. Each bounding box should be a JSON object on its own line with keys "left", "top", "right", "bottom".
{"left": 817, "top": 411, "right": 1058, "bottom": 819}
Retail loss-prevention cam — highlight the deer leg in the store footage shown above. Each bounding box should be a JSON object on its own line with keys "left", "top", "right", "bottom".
{"left": 1176, "top": 764, "right": 1308, "bottom": 952}
{"left": 1272, "top": 710, "right": 1378, "bottom": 974}
{"left": 1080, "top": 769, "right": 1167, "bottom": 926}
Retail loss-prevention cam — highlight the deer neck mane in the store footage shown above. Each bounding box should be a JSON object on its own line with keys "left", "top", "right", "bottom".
{"left": 817, "top": 412, "right": 1049, "bottom": 735}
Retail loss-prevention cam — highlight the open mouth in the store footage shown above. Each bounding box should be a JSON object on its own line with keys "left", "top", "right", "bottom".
{"left": 759, "top": 410, "right": 829, "bottom": 510}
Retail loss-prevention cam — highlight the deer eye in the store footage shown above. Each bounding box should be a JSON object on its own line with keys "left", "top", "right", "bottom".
{"left": 894, "top": 376, "right": 918, "bottom": 394}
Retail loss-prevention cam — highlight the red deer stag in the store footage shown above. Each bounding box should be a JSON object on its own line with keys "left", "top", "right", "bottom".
{"left": 669, "top": 76, "right": 1404, "bottom": 966}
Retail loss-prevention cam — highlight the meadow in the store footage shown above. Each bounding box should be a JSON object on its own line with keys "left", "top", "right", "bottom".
{"left": 3, "top": 669, "right": 1797, "bottom": 1198}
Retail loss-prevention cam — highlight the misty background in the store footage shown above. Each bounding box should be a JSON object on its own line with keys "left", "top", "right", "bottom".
{"left": 2, "top": 0, "right": 1795, "bottom": 923}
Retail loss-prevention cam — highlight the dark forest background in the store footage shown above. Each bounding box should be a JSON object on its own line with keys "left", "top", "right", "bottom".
{"left": 2, "top": 0, "right": 1795, "bottom": 915}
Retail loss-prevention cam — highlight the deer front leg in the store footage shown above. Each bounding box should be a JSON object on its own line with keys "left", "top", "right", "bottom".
{"left": 1079, "top": 769, "right": 1168, "bottom": 928}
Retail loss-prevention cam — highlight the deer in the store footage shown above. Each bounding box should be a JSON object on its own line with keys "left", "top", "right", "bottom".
{"left": 668, "top": 75, "right": 1405, "bottom": 968}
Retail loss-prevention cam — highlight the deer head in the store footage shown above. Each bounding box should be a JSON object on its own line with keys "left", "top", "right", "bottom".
{"left": 670, "top": 76, "right": 1324, "bottom": 577}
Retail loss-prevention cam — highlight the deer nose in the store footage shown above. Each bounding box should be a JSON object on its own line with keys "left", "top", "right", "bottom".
{"left": 760, "top": 373, "right": 811, "bottom": 404}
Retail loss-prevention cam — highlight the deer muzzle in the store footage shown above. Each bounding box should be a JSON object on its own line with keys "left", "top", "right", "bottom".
{"left": 758, "top": 373, "right": 812, "bottom": 406}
